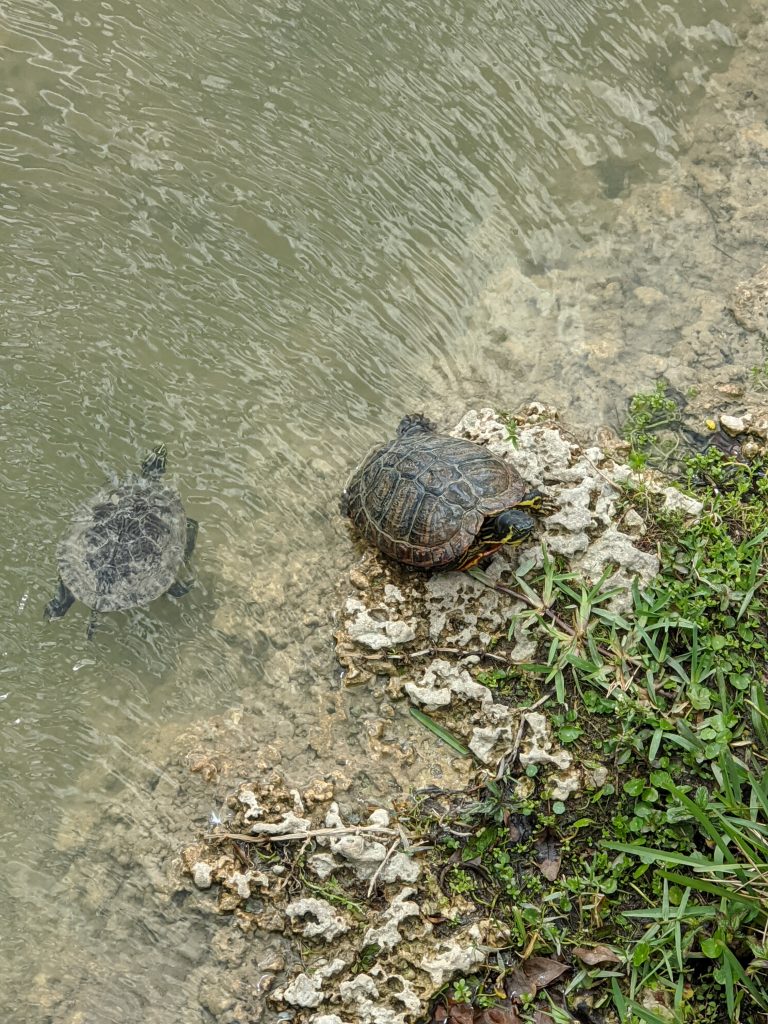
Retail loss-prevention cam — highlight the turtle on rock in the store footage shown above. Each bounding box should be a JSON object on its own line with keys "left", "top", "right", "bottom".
{"left": 44, "top": 444, "right": 197, "bottom": 637}
{"left": 341, "top": 414, "right": 545, "bottom": 570}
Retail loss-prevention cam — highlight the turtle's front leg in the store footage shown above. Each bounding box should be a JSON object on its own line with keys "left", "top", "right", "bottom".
{"left": 44, "top": 578, "right": 76, "bottom": 621}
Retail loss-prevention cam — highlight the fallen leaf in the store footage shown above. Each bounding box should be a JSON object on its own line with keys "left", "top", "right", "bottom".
{"left": 572, "top": 944, "right": 622, "bottom": 966}
{"left": 505, "top": 812, "right": 530, "bottom": 844}
{"left": 475, "top": 1008, "right": 522, "bottom": 1024}
{"left": 534, "top": 827, "right": 562, "bottom": 881}
{"left": 432, "top": 1005, "right": 448, "bottom": 1022}
{"left": 505, "top": 966, "right": 536, "bottom": 1001}
{"left": 523, "top": 956, "right": 570, "bottom": 989}
{"left": 447, "top": 1003, "right": 474, "bottom": 1024}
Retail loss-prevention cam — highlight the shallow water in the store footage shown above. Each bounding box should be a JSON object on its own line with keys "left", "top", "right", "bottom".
{"left": 0, "top": 0, "right": 750, "bottom": 1019}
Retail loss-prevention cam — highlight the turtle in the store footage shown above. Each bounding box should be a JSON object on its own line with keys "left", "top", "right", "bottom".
{"left": 44, "top": 444, "right": 197, "bottom": 636}
{"left": 340, "top": 414, "right": 545, "bottom": 570}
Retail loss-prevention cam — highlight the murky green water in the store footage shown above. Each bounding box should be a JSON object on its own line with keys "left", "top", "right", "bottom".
{"left": 0, "top": 0, "right": 749, "bottom": 1019}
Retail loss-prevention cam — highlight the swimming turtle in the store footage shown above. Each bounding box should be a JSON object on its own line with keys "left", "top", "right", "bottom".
{"left": 341, "top": 414, "right": 544, "bottom": 570}
{"left": 44, "top": 444, "right": 197, "bottom": 635}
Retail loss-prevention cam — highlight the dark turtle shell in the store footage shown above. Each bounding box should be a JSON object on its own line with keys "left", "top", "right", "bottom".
{"left": 342, "top": 417, "right": 531, "bottom": 569}
{"left": 57, "top": 475, "right": 187, "bottom": 612}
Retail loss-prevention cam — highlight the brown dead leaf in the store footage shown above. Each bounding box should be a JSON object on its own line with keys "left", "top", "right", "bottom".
{"left": 505, "top": 965, "right": 537, "bottom": 1001}
{"left": 523, "top": 956, "right": 570, "bottom": 989}
{"left": 432, "top": 1005, "right": 448, "bottom": 1023}
{"left": 534, "top": 827, "right": 562, "bottom": 881}
{"left": 507, "top": 818, "right": 524, "bottom": 843}
{"left": 572, "top": 944, "right": 622, "bottom": 966}
{"left": 475, "top": 1008, "right": 522, "bottom": 1024}
{"left": 447, "top": 1003, "right": 474, "bottom": 1024}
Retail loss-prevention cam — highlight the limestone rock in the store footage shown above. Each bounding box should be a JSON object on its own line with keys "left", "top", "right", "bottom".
{"left": 730, "top": 264, "right": 768, "bottom": 335}
{"left": 405, "top": 658, "right": 493, "bottom": 712}
{"left": 363, "top": 888, "right": 422, "bottom": 951}
{"left": 344, "top": 597, "right": 417, "bottom": 650}
{"left": 519, "top": 713, "right": 572, "bottom": 772}
{"left": 419, "top": 926, "right": 486, "bottom": 986}
{"left": 285, "top": 898, "right": 350, "bottom": 941}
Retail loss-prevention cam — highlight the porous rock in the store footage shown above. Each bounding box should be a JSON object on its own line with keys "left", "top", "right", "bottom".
{"left": 419, "top": 926, "right": 486, "bottom": 986}
{"left": 345, "top": 598, "right": 417, "bottom": 650}
{"left": 363, "top": 888, "right": 422, "bottom": 951}
{"left": 729, "top": 263, "right": 768, "bottom": 335}
{"left": 405, "top": 658, "right": 493, "bottom": 712}
{"left": 281, "top": 958, "right": 348, "bottom": 1008}
{"left": 519, "top": 713, "right": 572, "bottom": 772}
{"left": 285, "top": 898, "right": 351, "bottom": 941}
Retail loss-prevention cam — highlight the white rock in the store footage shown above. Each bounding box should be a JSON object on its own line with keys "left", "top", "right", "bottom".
{"left": 622, "top": 508, "right": 646, "bottom": 537}
{"left": 275, "top": 959, "right": 346, "bottom": 1005}
{"left": 344, "top": 598, "right": 416, "bottom": 650}
{"left": 285, "top": 898, "right": 350, "bottom": 941}
{"left": 237, "top": 786, "right": 262, "bottom": 821}
{"left": 192, "top": 862, "right": 212, "bottom": 889}
{"left": 321, "top": 803, "right": 391, "bottom": 878}
{"left": 661, "top": 487, "right": 703, "bottom": 517}
{"left": 315, "top": 958, "right": 348, "bottom": 981}
{"left": 380, "top": 852, "right": 421, "bottom": 884}
{"left": 249, "top": 810, "right": 311, "bottom": 835}
{"left": 573, "top": 527, "right": 659, "bottom": 610}
{"left": 405, "top": 658, "right": 492, "bottom": 711}
{"left": 363, "top": 887, "right": 421, "bottom": 951}
{"left": 282, "top": 973, "right": 324, "bottom": 1008}
{"left": 339, "top": 974, "right": 379, "bottom": 1003}
{"left": 519, "top": 712, "right": 572, "bottom": 771}
{"left": 469, "top": 724, "right": 514, "bottom": 764}
{"left": 307, "top": 852, "right": 338, "bottom": 880}
{"left": 550, "top": 769, "right": 583, "bottom": 801}
{"left": 720, "top": 413, "right": 750, "bottom": 436}
{"left": 222, "top": 869, "right": 253, "bottom": 899}
{"left": 420, "top": 926, "right": 486, "bottom": 986}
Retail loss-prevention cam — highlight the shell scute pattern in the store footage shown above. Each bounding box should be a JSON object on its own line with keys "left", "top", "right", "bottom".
{"left": 59, "top": 479, "right": 186, "bottom": 613}
{"left": 344, "top": 420, "right": 533, "bottom": 570}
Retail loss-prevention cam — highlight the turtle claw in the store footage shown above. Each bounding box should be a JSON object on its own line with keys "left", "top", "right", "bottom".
{"left": 167, "top": 579, "right": 193, "bottom": 599}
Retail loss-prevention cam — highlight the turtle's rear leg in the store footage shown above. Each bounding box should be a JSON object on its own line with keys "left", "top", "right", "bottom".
{"left": 86, "top": 609, "right": 99, "bottom": 641}
{"left": 44, "top": 579, "right": 76, "bottom": 621}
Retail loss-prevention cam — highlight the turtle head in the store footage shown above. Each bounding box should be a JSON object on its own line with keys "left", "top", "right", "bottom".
{"left": 141, "top": 444, "right": 167, "bottom": 478}
{"left": 397, "top": 413, "right": 438, "bottom": 438}
{"left": 493, "top": 507, "right": 536, "bottom": 546}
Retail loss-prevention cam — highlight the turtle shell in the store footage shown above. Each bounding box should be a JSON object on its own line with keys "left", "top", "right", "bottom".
{"left": 57, "top": 475, "right": 187, "bottom": 612}
{"left": 342, "top": 430, "right": 528, "bottom": 569}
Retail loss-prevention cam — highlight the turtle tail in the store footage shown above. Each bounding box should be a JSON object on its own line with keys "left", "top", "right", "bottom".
{"left": 397, "top": 413, "right": 437, "bottom": 437}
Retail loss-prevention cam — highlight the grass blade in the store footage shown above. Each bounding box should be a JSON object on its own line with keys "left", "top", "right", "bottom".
{"left": 409, "top": 707, "right": 472, "bottom": 758}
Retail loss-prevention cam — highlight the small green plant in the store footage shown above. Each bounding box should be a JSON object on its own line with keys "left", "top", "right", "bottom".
{"left": 452, "top": 977, "right": 473, "bottom": 1003}
{"left": 622, "top": 379, "right": 682, "bottom": 469}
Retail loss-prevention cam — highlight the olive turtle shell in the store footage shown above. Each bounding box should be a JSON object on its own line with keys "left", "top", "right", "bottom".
{"left": 57, "top": 476, "right": 187, "bottom": 612}
{"left": 342, "top": 430, "right": 529, "bottom": 569}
